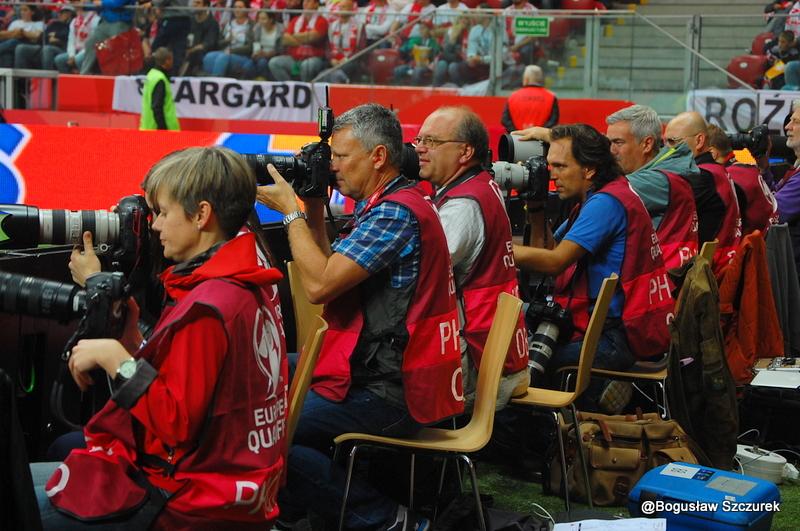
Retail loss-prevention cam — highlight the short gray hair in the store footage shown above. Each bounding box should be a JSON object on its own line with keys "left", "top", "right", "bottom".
{"left": 793, "top": 99, "right": 800, "bottom": 112}
{"left": 333, "top": 103, "right": 403, "bottom": 168}
{"left": 606, "top": 104, "right": 663, "bottom": 148}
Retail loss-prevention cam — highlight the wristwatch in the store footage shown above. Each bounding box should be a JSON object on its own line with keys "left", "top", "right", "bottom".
{"left": 283, "top": 210, "right": 307, "bottom": 230}
{"left": 115, "top": 357, "right": 137, "bottom": 384}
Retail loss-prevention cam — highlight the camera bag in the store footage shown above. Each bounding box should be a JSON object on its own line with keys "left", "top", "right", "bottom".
{"left": 545, "top": 409, "right": 703, "bottom": 506}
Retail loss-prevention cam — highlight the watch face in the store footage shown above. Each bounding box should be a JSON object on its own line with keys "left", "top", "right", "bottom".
{"left": 119, "top": 359, "right": 137, "bottom": 379}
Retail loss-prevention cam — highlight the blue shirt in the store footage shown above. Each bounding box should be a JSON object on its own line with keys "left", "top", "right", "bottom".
{"left": 555, "top": 191, "right": 627, "bottom": 318}
{"left": 332, "top": 178, "right": 420, "bottom": 289}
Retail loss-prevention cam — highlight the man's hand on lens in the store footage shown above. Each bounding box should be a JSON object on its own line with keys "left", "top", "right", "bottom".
{"left": 69, "top": 231, "right": 102, "bottom": 287}
{"left": 256, "top": 164, "right": 302, "bottom": 215}
{"left": 512, "top": 126, "right": 552, "bottom": 143}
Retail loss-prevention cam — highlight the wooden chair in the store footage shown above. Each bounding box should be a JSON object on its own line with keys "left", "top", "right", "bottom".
{"left": 333, "top": 293, "right": 523, "bottom": 531}
{"left": 286, "top": 261, "right": 323, "bottom": 353}
{"left": 511, "top": 274, "right": 619, "bottom": 514}
{"left": 287, "top": 315, "right": 328, "bottom": 447}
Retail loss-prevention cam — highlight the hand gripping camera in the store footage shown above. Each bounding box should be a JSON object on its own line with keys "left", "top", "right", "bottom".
{"left": 243, "top": 107, "right": 335, "bottom": 198}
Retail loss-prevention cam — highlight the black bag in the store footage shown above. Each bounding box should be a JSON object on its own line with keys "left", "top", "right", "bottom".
{"left": 740, "top": 385, "right": 800, "bottom": 446}
{"left": 436, "top": 494, "right": 549, "bottom": 531}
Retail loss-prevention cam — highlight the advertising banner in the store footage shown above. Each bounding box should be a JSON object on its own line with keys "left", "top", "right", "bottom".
{"left": 112, "top": 77, "right": 329, "bottom": 123}
{"left": 688, "top": 89, "right": 800, "bottom": 134}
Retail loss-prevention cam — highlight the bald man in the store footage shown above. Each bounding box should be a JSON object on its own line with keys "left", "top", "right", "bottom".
{"left": 664, "top": 111, "right": 742, "bottom": 274}
{"left": 501, "top": 64, "right": 559, "bottom": 132}
{"left": 416, "top": 106, "right": 529, "bottom": 407}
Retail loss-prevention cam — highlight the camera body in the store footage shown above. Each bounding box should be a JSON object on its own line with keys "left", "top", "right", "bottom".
{"left": 490, "top": 134, "right": 550, "bottom": 202}
{"left": 244, "top": 107, "right": 335, "bottom": 198}
{"left": 526, "top": 297, "right": 573, "bottom": 376}
{"left": 728, "top": 124, "right": 770, "bottom": 158}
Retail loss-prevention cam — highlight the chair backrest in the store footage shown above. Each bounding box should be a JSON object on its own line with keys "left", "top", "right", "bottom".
{"left": 468, "top": 292, "right": 523, "bottom": 444}
{"left": 287, "top": 315, "right": 328, "bottom": 447}
{"left": 572, "top": 274, "right": 619, "bottom": 397}
{"left": 287, "top": 261, "right": 323, "bottom": 352}
{"left": 699, "top": 239, "right": 718, "bottom": 263}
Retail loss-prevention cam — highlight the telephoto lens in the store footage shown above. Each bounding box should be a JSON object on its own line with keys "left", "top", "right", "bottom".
{"left": 0, "top": 204, "right": 120, "bottom": 250}
{"left": 528, "top": 320, "right": 561, "bottom": 375}
{"left": 0, "top": 271, "right": 85, "bottom": 322}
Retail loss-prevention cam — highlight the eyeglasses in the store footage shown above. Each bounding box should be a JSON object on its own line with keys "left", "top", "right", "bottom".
{"left": 664, "top": 132, "right": 700, "bottom": 148}
{"left": 411, "top": 136, "right": 466, "bottom": 149}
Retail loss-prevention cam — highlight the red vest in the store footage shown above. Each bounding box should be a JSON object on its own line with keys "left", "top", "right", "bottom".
{"left": 554, "top": 178, "right": 674, "bottom": 360}
{"left": 657, "top": 170, "right": 699, "bottom": 270}
{"left": 46, "top": 278, "right": 288, "bottom": 525}
{"left": 507, "top": 85, "right": 556, "bottom": 129}
{"left": 699, "top": 162, "right": 743, "bottom": 277}
{"left": 726, "top": 163, "right": 778, "bottom": 235}
{"left": 436, "top": 170, "right": 528, "bottom": 375}
{"left": 312, "top": 184, "right": 464, "bottom": 425}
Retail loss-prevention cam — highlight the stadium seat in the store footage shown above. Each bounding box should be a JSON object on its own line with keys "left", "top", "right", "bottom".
{"left": 751, "top": 31, "right": 774, "bottom": 55}
{"left": 726, "top": 54, "right": 769, "bottom": 89}
{"left": 368, "top": 49, "right": 402, "bottom": 85}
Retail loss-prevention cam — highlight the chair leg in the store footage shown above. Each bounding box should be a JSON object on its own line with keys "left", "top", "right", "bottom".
{"left": 553, "top": 410, "right": 571, "bottom": 515}
{"left": 433, "top": 456, "right": 449, "bottom": 522}
{"left": 457, "top": 454, "right": 487, "bottom": 531}
{"left": 658, "top": 380, "right": 670, "bottom": 419}
{"left": 338, "top": 444, "right": 361, "bottom": 531}
{"left": 408, "top": 453, "right": 416, "bottom": 510}
{"left": 570, "top": 403, "right": 593, "bottom": 510}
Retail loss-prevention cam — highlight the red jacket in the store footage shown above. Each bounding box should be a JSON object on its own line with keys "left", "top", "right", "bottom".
{"left": 555, "top": 178, "right": 674, "bottom": 360}
{"left": 312, "top": 183, "right": 464, "bottom": 425}
{"left": 718, "top": 231, "right": 784, "bottom": 385}
{"left": 436, "top": 170, "right": 528, "bottom": 375}
{"left": 47, "top": 234, "right": 288, "bottom": 527}
{"left": 698, "top": 162, "right": 743, "bottom": 277}
{"left": 726, "top": 162, "right": 778, "bottom": 235}
{"left": 507, "top": 85, "right": 557, "bottom": 130}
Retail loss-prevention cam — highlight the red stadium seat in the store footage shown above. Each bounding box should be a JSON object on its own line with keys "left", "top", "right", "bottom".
{"left": 751, "top": 31, "right": 774, "bottom": 55}
{"left": 545, "top": 17, "right": 573, "bottom": 47}
{"left": 726, "top": 54, "right": 769, "bottom": 89}
{"left": 368, "top": 49, "right": 402, "bottom": 85}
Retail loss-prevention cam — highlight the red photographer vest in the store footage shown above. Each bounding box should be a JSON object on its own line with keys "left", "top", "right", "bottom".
{"left": 507, "top": 85, "right": 556, "bottom": 129}
{"left": 311, "top": 184, "right": 464, "bottom": 425}
{"left": 698, "top": 162, "right": 742, "bottom": 276}
{"left": 436, "top": 170, "right": 528, "bottom": 374}
{"left": 46, "top": 277, "right": 288, "bottom": 525}
{"left": 657, "top": 170, "right": 699, "bottom": 270}
{"left": 554, "top": 178, "right": 673, "bottom": 360}
{"left": 726, "top": 163, "right": 778, "bottom": 235}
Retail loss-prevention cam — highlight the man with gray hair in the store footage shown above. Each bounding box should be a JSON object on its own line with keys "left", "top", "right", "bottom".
{"left": 777, "top": 99, "right": 800, "bottom": 281}
{"left": 501, "top": 64, "right": 559, "bottom": 132}
{"left": 608, "top": 104, "right": 701, "bottom": 269}
{"left": 257, "top": 103, "right": 461, "bottom": 530}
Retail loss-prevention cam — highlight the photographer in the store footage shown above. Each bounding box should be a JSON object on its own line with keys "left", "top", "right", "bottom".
{"left": 513, "top": 124, "right": 673, "bottom": 414}
{"left": 32, "top": 146, "right": 288, "bottom": 529}
{"left": 415, "top": 106, "right": 528, "bottom": 409}
{"left": 664, "top": 112, "right": 742, "bottom": 276}
{"left": 707, "top": 124, "right": 778, "bottom": 236}
{"left": 256, "top": 103, "right": 462, "bottom": 530}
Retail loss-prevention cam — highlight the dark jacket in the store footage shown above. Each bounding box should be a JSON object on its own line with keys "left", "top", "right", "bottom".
{"left": 667, "top": 255, "right": 738, "bottom": 470}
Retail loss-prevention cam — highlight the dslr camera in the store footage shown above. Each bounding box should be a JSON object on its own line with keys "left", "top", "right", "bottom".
{"left": 728, "top": 124, "right": 770, "bottom": 158}
{"left": 526, "top": 290, "right": 573, "bottom": 377}
{"left": 490, "top": 133, "right": 550, "bottom": 202}
{"left": 0, "top": 195, "right": 150, "bottom": 277}
{"left": 243, "top": 107, "right": 334, "bottom": 198}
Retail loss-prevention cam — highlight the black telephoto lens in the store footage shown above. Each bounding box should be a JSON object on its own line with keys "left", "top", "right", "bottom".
{"left": 0, "top": 271, "right": 85, "bottom": 321}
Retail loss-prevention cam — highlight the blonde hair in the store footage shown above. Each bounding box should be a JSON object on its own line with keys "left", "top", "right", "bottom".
{"left": 141, "top": 146, "right": 256, "bottom": 238}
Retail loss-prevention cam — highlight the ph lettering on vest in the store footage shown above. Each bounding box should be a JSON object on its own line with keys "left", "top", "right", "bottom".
{"left": 649, "top": 273, "right": 671, "bottom": 305}
{"left": 440, "top": 318, "right": 459, "bottom": 356}
{"left": 45, "top": 463, "right": 70, "bottom": 497}
{"left": 451, "top": 366, "right": 465, "bottom": 401}
{"left": 253, "top": 305, "right": 283, "bottom": 400}
{"left": 503, "top": 240, "right": 515, "bottom": 269}
{"left": 233, "top": 474, "right": 280, "bottom": 515}
{"left": 678, "top": 246, "right": 694, "bottom": 267}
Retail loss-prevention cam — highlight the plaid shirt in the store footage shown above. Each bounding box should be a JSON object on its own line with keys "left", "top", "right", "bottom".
{"left": 332, "top": 178, "right": 420, "bottom": 288}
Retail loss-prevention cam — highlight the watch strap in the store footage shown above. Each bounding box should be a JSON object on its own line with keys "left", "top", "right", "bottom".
{"left": 283, "top": 210, "right": 307, "bottom": 229}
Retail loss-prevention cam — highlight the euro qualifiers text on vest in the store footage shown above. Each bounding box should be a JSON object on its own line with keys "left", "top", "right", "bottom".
{"left": 135, "top": 78, "right": 315, "bottom": 109}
